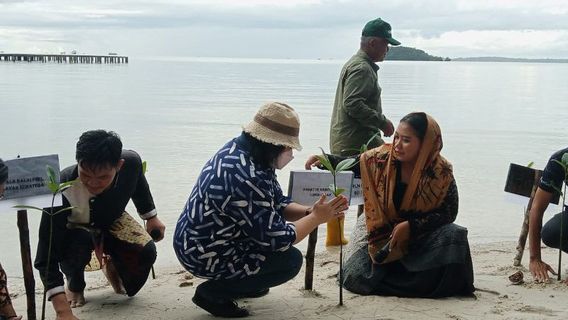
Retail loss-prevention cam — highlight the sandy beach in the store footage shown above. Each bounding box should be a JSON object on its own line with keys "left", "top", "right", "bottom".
{"left": 2, "top": 50, "right": 568, "bottom": 320}
{"left": 6, "top": 241, "right": 568, "bottom": 320}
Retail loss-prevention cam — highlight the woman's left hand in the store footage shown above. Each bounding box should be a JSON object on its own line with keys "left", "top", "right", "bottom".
{"left": 389, "top": 221, "right": 410, "bottom": 250}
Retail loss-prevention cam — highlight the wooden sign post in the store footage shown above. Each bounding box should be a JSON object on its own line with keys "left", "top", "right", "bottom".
{"left": 1, "top": 155, "right": 62, "bottom": 320}
{"left": 504, "top": 163, "right": 559, "bottom": 266}
{"left": 287, "top": 170, "right": 355, "bottom": 290}
{"left": 17, "top": 209, "right": 36, "bottom": 320}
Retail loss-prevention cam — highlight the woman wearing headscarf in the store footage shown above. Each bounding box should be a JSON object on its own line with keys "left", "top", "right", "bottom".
{"left": 306, "top": 112, "right": 474, "bottom": 297}
{"left": 0, "top": 159, "right": 23, "bottom": 320}
{"left": 173, "top": 102, "right": 348, "bottom": 317}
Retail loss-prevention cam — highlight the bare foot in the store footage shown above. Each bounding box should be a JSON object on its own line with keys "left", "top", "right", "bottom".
{"left": 102, "top": 257, "right": 126, "bottom": 295}
{"left": 65, "top": 287, "right": 86, "bottom": 308}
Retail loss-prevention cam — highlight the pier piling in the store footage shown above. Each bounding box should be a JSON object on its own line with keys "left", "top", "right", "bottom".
{"left": 0, "top": 53, "right": 128, "bottom": 64}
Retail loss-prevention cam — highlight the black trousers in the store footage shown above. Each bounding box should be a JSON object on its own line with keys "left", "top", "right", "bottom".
{"left": 60, "top": 228, "right": 156, "bottom": 296}
{"left": 542, "top": 210, "right": 568, "bottom": 252}
{"left": 196, "top": 246, "right": 303, "bottom": 300}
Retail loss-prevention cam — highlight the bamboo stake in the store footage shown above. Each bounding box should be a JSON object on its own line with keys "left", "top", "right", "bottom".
{"left": 514, "top": 170, "right": 542, "bottom": 266}
{"left": 17, "top": 209, "right": 36, "bottom": 320}
{"left": 304, "top": 228, "right": 318, "bottom": 290}
{"left": 558, "top": 183, "right": 566, "bottom": 281}
{"left": 338, "top": 218, "right": 343, "bottom": 306}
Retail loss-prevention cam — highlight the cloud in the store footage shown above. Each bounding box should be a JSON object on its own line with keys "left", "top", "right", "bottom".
{"left": 408, "top": 29, "right": 568, "bottom": 58}
{"left": 1, "top": 0, "right": 567, "bottom": 58}
{"left": 2, "top": 0, "right": 568, "bottom": 31}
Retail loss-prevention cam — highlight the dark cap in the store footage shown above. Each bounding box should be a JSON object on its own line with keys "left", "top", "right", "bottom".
{"left": 362, "top": 18, "right": 401, "bottom": 46}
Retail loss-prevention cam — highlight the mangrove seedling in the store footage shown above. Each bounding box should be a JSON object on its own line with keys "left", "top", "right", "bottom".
{"left": 315, "top": 148, "right": 357, "bottom": 306}
{"left": 13, "top": 165, "right": 74, "bottom": 320}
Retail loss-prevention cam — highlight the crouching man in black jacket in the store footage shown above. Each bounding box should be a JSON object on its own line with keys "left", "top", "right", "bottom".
{"left": 35, "top": 130, "right": 166, "bottom": 320}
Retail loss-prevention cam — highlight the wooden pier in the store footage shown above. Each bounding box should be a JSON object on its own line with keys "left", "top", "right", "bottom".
{"left": 0, "top": 53, "right": 128, "bottom": 64}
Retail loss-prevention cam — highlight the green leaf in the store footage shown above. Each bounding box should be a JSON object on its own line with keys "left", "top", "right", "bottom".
{"left": 336, "top": 158, "right": 357, "bottom": 172}
{"left": 13, "top": 205, "right": 47, "bottom": 213}
{"left": 142, "top": 161, "right": 148, "bottom": 175}
{"left": 60, "top": 180, "right": 74, "bottom": 188}
{"left": 562, "top": 153, "right": 568, "bottom": 166}
{"left": 315, "top": 155, "right": 334, "bottom": 172}
{"left": 360, "top": 131, "right": 382, "bottom": 153}
{"left": 46, "top": 165, "right": 56, "bottom": 182}
{"left": 365, "top": 131, "right": 382, "bottom": 146}
{"left": 52, "top": 206, "right": 76, "bottom": 216}
{"left": 46, "top": 165, "right": 59, "bottom": 193}
{"left": 328, "top": 185, "right": 335, "bottom": 194}
{"left": 340, "top": 147, "right": 360, "bottom": 154}
{"left": 58, "top": 185, "right": 72, "bottom": 193}
{"left": 527, "top": 161, "right": 534, "bottom": 168}
{"left": 335, "top": 188, "right": 346, "bottom": 196}
{"left": 47, "top": 182, "right": 59, "bottom": 194}
{"left": 553, "top": 159, "right": 567, "bottom": 172}
{"left": 57, "top": 181, "right": 75, "bottom": 193}
{"left": 316, "top": 148, "right": 335, "bottom": 174}
{"left": 46, "top": 178, "right": 58, "bottom": 192}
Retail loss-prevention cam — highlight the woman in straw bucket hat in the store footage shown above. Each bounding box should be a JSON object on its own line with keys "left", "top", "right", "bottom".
{"left": 173, "top": 102, "right": 348, "bottom": 317}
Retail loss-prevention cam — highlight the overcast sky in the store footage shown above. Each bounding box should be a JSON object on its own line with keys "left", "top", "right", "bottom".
{"left": 1, "top": 0, "right": 568, "bottom": 59}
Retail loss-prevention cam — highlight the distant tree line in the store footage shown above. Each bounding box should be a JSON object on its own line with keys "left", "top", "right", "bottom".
{"left": 452, "top": 56, "right": 568, "bottom": 63}
{"left": 385, "top": 46, "right": 450, "bottom": 61}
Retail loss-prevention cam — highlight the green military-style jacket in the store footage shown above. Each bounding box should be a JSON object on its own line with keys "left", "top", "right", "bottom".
{"left": 329, "top": 49, "right": 389, "bottom": 156}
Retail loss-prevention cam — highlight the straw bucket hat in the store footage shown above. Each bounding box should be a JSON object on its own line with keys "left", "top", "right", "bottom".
{"left": 243, "top": 102, "right": 302, "bottom": 151}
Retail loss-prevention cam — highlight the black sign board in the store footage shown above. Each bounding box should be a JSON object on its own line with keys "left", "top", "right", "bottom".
{"left": 504, "top": 163, "right": 560, "bottom": 205}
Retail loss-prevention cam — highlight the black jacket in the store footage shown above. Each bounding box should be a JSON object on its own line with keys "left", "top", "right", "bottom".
{"left": 34, "top": 150, "right": 156, "bottom": 291}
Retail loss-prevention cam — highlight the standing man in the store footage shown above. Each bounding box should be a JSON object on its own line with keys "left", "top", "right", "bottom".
{"left": 34, "top": 130, "right": 166, "bottom": 320}
{"left": 328, "top": 18, "right": 400, "bottom": 245}
{"left": 528, "top": 147, "right": 568, "bottom": 283}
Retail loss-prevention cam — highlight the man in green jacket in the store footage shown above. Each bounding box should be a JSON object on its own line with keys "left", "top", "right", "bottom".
{"left": 327, "top": 18, "right": 400, "bottom": 245}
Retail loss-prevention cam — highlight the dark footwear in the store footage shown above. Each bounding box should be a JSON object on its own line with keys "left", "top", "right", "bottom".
{"left": 232, "top": 288, "right": 270, "bottom": 299}
{"left": 192, "top": 292, "right": 249, "bottom": 318}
